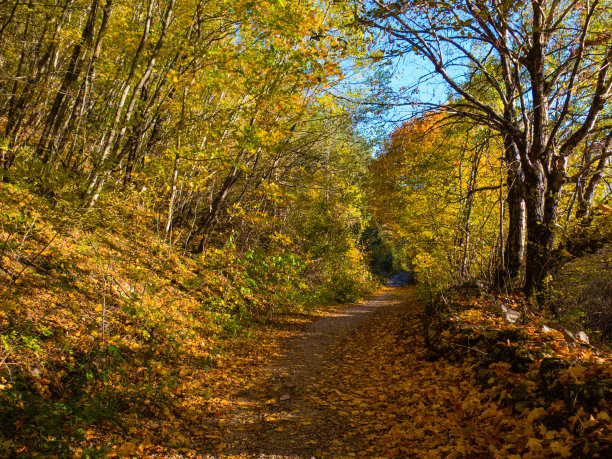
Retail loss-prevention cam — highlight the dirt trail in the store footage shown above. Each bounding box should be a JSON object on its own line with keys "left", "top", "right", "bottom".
{"left": 200, "top": 283, "right": 542, "bottom": 458}
{"left": 179, "top": 270, "right": 612, "bottom": 459}
{"left": 202, "top": 288, "right": 411, "bottom": 458}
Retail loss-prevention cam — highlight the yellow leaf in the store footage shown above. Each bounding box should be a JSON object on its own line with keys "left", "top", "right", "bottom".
{"left": 117, "top": 442, "right": 136, "bottom": 457}
{"left": 596, "top": 204, "right": 612, "bottom": 214}
{"left": 597, "top": 411, "right": 610, "bottom": 421}
{"left": 566, "top": 365, "right": 587, "bottom": 381}
{"left": 526, "top": 438, "right": 542, "bottom": 451}
{"left": 527, "top": 407, "right": 546, "bottom": 422}
{"left": 549, "top": 399, "right": 565, "bottom": 412}
{"left": 550, "top": 441, "right": 572, "bottom": 457}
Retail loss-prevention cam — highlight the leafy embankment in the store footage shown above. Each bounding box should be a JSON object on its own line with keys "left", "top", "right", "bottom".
{"left": 425, "top": 287, "right": 611, "bottom": 456}
{"left": 288, "top": 287, "right": 606, "bottom": 458}
{"left": 0, "top": 182, "right": 374, "bottom": 457}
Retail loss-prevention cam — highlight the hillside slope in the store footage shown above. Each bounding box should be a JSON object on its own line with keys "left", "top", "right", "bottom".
{"left": 0, "top": 182, "right": 374, "bottom": 456}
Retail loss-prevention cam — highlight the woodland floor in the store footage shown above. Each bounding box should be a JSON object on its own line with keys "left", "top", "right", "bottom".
{"left": 200, "top": 289, "right": 409, "bottom": 458}
{"left": 184, "top": 285, "right": 572, "bottom": 459}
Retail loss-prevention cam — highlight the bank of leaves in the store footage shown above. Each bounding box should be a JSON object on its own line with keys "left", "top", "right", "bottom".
{"left": 424, "top": 286, "right": 611, "bottom": 456}
{"left": 0, "top": 171, "right": 375, "bottom": 456}
{"left": 306, "top": 288, "right": 610, "bottom": 458}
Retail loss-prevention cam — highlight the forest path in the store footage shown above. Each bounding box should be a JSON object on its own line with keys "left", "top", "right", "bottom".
{"left": 198, "top": 288, "right": 409, "bottom": 458}
{"left": 202, "top": 287, "right": 410, "bottom": 458}
{"left": 200, "top": 285, "right": 528, "bottom": 458}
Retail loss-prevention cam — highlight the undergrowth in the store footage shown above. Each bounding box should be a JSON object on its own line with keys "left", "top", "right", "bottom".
{"left": 0, "top": 182, "right": 376, "bottom": 456}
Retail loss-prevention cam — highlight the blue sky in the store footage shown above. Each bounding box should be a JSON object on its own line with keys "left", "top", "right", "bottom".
{"left": 342, "top": 53, "right": 449, "bottom": 150}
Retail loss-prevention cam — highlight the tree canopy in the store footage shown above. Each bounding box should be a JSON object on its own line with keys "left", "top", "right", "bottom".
{"left": 357, "top": 0, "right": 612, "bottom": 296}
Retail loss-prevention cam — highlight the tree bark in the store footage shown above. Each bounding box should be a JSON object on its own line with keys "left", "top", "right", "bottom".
{"left": 36, "top": 0, "right": 102, "bottom": 162}
{"left": 576, "top": 131, "right": 612, "bottom": 221}
{"left": 522, "top": 162, "right": 549, "bottom": 297}
{"left": 85, "top": 0, "right": 174, "bottom": 208}
{"left": 195, "top": 166, "right": 241, "bottom": 252}
{"left": 496, "top": 137, "right": 525, "bottom": 287}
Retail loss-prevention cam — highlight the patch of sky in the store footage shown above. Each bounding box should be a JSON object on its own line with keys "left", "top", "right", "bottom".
{"left": 331, "top": 51, "right": 451, "bottom": 155}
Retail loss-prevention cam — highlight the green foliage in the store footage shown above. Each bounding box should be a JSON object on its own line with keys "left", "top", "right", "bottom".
{"left": 549, "top": 214, "right": 612, "bottom": 341}
{"left": 361, "top": 226, "right": 403, "bottom": 276}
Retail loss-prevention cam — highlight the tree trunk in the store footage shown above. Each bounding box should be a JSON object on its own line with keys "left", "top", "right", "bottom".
{"left": 522, "top": 158, "right": 564, "bottom": 298}
{"left": 56, "top": 0, "right": 114, "bottom": 168}
{"left": 498, "top": 138, "right": 525, "bottom": 287}
{"left": 576, "top": 156, "right": 608, "bottom": 221}
{"left": 84, "top": 0, "right": 174, "bottom": 208}
{"left": 195, "top": 166, "right": 241, "bottom": 252}
{"left": 523, "top": 182, "right": 549, "bottom": 296}
{"left": 504, "top": 183, "right": 526, "bottom": 279}
{"left": 576, "top": 132, "right": 612, "bottom": 221}
{"left": 36, "top": 0, "right": 101, "bottom": 162}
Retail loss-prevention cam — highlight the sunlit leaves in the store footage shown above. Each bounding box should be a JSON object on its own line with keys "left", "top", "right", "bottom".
{"left": 368, "top": 114, "right": 504, "bottom": 293}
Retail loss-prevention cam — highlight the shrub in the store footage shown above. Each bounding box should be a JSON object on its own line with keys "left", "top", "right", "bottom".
{"left": 549, "top": 244, "right": 612, "bottom": 342}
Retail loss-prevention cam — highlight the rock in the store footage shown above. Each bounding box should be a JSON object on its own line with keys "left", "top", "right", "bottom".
{"left": 461, "top": 280, "right": 487, "bottom": 290}
{"left": 474, "top": 280, "right": 487, "bottom": 289}
{"left": 539, "top": 357, "right": 571, "bottom": 375}
{"left": 280, "top": 394, "right": 291, "bottom": 401}
{"left": 491, "top": 300, "right": 521, "bottom": 323}
{"left": 499, "top": 328, "right": 528, "bottom": 342}
{"left": 576, "top": 331, "right": 589, "bottom": 345}
{"left": 491, "top": 300, "right": 506, "bottom": 316}
{"left": 542, "top": 325, "right": 554, "bottom": 333}
{"left": 560, "top": 328, "right": 589, "bottom": 345}
{"left": 514, "top": 348, "right": 535, "bottom": 364}
{"left": 511, "top": 347, "right": 535, "bottom": 372}
{"left": 482, "top": 328, "right": 502, "bottom": 342}
{"left": 504, "top": 308, "right": 521, "bottom": 323}
{"left": 561, "top": 328, "right": 577, "bottom": 343}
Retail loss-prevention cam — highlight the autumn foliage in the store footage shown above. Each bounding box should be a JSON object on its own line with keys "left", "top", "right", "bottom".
{"left": 1, "top": 0, "right": 611, "bottom": 456}
{"left": 0, "top": 0, "right": 376, "bottom": 454}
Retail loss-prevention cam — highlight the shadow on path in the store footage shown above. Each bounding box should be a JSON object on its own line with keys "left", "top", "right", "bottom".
{"left": 386, "top": 271, "right": 413, "bottom": 287}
